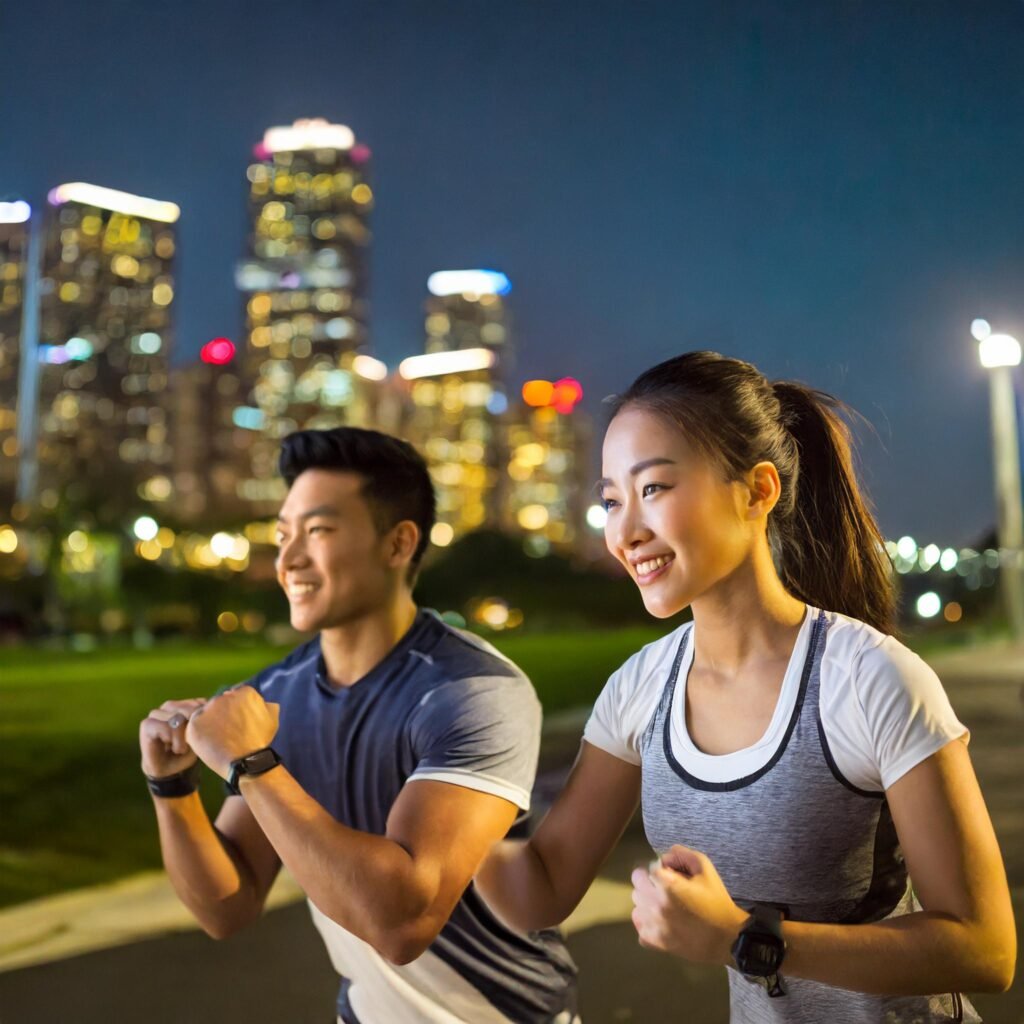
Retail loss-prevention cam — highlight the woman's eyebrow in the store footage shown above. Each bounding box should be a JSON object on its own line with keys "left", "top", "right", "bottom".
{"left": 596, "top": 457, "right": 677, "bottom": 489}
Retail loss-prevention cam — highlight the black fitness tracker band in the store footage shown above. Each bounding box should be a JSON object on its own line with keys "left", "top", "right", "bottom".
{"left": 145, "top": 761, "right": 201, "bottom": 798}
{"left": 731, "top": 904, "right": 787, "bottom": 997}
{"left": 226, "top": 747, "right": 282, "bottom": 796}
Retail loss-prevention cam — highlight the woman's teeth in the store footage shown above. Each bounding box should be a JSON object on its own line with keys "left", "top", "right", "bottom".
{"left": 636, "top": 555, "right": 673, "bottom": 576}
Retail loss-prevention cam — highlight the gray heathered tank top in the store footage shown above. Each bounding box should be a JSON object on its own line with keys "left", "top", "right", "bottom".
{"left": 640, "top": 610, "right": 980, "bottom": 1023}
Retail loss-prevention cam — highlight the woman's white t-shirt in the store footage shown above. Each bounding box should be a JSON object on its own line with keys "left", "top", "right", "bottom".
{"left": 583, "top": 605, "right": 968, "bottom": 792}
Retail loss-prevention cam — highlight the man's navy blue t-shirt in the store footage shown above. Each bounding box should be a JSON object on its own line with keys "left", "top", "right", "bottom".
{"left": 239, "top": 609, "right": 578, "bottom": 1024}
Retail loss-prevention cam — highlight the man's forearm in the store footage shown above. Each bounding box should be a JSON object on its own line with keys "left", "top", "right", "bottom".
{"left": 237, "top": 767, "right": 437, "bottom": 960}
{"left": 781, "top": 911, "right": 1015, "bottom": 995}
{"left": 152, "top": 793, "right": 261, "bottom": 938}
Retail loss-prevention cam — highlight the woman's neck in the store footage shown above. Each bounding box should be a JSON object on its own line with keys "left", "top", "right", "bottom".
{"left": 689, "top": 543, "right": 806, "bottom": 676}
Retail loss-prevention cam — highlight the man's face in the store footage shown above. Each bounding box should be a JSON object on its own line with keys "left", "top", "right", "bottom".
{"left": 274, "top": 469, "right": 396, "bottom": 633}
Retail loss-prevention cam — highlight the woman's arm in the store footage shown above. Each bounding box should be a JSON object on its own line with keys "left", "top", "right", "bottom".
{"left": 476, "top": 741, "right": 641, "bottom": 932}
{"left": 632, "top": 738, "right": 1016, "bottom": 994}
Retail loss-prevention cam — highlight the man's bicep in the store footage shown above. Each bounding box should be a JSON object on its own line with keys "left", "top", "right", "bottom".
{"left": 214, "top": 794, "right": 282, "bottom": 904}
{"left": 387, "top": 779, "right": 520, "bottom": 906}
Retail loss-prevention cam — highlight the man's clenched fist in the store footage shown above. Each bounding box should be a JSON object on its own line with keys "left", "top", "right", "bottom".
{"left": 186, "top": 686, "right": 280, "bottom": 780}
{"left": 139, "top": 698, "right": 207, "bottom": 779}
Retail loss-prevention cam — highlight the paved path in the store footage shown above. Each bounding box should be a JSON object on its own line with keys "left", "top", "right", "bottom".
{"left": 1, "top": 646, "right": 1021, "bottom": 1023}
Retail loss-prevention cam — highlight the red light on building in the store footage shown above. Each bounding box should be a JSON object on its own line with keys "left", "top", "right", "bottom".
{"left": 201, "top": 338, "right": 236, "bottom": 365}
{"left": 522, "top": 377, "right": 583, "bottom": 414}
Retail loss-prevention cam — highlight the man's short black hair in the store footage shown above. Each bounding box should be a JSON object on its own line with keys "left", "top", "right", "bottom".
{"left": 279, "top": 427, "right": 436, "bottom": 577}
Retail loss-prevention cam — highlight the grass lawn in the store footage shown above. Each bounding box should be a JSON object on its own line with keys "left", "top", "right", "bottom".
{"left": 0, "top": 628, "right": 663, "bottom": 909}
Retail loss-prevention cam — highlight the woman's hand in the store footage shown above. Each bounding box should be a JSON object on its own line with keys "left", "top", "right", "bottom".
{"left": 631, "top": 845, "right": 747, "bottom": 964}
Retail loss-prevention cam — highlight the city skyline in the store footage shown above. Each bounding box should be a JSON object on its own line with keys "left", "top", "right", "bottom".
{"left": 3, "top": 2, "right": 1024, "bottom": 545}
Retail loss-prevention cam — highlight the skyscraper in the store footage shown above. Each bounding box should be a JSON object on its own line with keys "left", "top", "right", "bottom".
{"left": 403, "top": 270, "right": 513, "bottom": 542}
{"left": 33, "top": 183, "right": 180, "bottom": 525}
{"left": 0, "top": 200, "right": 30, "bottom": 513}
{"left": 504, "top": 377, "right": 590, "bottom": 553}
{"left": 234, "top": 118, "right": 378, "bottom": 513}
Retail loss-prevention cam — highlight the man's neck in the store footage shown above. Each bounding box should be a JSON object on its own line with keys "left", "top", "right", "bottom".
{"left": 318, "top": 597, "right": 420, "bottom": 688}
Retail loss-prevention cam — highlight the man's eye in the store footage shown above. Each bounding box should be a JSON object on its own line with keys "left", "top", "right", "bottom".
{"left": 308, "top": 525, "right": 328, "bottom": 535}
{"left": 274, "top": 535, "right": 286, "bottom": 547}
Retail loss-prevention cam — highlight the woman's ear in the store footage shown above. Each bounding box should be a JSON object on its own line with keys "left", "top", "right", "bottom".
{"left": 745, "top": 461, "right": 782, "bottom": 519}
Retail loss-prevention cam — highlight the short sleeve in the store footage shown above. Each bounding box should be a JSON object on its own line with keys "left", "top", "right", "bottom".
{"left": 583, "top": 628, "right": 683, "bottom": 765}
{"left": 407, "top": 675, "right": 541, "bottom": 811}
{"left": 852, "top": 636, "right": 970, "bottom": 791}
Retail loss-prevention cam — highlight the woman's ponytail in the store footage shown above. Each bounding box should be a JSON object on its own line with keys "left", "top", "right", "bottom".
{"left": 770, "top": 381, "right": 896, "bottom": 636}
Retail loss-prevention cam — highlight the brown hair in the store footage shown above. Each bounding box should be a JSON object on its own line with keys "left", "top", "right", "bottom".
{"left": 610, "top": 351, "right": 896, "bottom": 635}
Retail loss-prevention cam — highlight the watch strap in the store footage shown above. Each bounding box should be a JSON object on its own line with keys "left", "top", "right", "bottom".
{"left": 145, "top": 761, "right": 201, "bottom": 798}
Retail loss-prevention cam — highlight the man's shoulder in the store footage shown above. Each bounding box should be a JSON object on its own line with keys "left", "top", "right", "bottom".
{"left": 243, "top": 635, "right": 321, "bottom": 695}
{"left": 413, "top": 611, "right": 528, "bottom": 686}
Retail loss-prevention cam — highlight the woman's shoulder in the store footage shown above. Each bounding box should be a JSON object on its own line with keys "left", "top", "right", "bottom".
{"left": 820, "top": 609, "right": 933, "bottom": 687}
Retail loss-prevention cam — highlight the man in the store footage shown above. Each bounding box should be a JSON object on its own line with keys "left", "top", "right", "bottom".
{"left": 139, "top": 427, "right": 578, "bottom": 1024}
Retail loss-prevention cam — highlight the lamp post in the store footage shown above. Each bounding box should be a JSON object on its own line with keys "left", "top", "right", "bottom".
{"left": 972, "top": 319, "right": 1024, "bottom": 643}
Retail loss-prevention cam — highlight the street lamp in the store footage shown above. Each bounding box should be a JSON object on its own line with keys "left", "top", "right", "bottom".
{"left": 973, "top": 319, "right": 1024, "bottom": 643}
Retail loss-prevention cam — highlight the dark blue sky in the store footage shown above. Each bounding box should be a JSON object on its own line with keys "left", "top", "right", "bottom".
{"left": 3, "top": 1, "right": 1024, "bottom": 544}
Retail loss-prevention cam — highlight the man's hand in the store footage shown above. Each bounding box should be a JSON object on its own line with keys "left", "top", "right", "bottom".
{"left": 140, "top": 699, "right": 207, "bottom": 778}
{"left": 187, "top": 687, "right": 280, "bottom": 780}
{"left": 631, "top": 845, "right": 747, "bottom": 965}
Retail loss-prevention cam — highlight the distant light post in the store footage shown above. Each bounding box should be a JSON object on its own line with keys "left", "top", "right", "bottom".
{"left": 973, "top": 319, "right": 1024, "bottom": 642}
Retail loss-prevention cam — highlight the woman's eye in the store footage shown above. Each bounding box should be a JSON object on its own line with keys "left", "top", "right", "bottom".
{"left": 642, "top": 483, "right": 665, "bottom": 498}
{"left": 600, "top": 497, "right": 619, "bottom": 511}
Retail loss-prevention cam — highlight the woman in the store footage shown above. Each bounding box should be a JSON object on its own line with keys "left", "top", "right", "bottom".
{"left": 476, "top": 352, "right": 1015, "bottom": 1021}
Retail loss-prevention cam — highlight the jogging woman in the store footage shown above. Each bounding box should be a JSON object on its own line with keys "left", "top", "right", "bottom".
{"left": 477, "top": 351, "right": 1015, "bottom": 1021}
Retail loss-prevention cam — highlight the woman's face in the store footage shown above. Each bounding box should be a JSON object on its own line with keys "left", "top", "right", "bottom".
{"left": 599, "top": 405, "right": 756, "bottom": 618}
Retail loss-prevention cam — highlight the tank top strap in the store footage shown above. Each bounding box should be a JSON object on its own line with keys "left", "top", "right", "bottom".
{"left": 640, "top": 623, "right": 691, "bottom": 757}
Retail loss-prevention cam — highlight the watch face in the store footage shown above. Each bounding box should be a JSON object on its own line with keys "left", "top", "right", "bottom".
{"left": 736, "top": 932, "right": 784, "bottom": 974}
{"left": 242, "top": 749, "right": 278, "bottom": 773}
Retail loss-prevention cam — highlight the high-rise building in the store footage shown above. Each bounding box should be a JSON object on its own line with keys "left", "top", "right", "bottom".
{"left": 234, "top": 118, "right": 377, "bottom": 513}
{"left": 0, "top": 200, "right": 30, "bottom": 513}
{"left": 33, "top": 183, "right": 179, "bottom": 525}
{"left": 504, "top": 377, "right": 590, "bottom": 553}
{"left": 172, "top": 338, "right": 249, "bottom": 526}
{"left": 403, "top": 271, "right": 513, "bottom": 542}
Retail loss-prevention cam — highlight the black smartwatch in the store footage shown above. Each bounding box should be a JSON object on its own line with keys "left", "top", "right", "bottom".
{"left": 731, "top": 904, "right": 787, "bottom": 996}
{"left": 227, "top": 747, "right": 282, "bottom": 796}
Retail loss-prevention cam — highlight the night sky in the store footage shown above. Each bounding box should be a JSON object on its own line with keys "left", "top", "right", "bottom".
{"left": 3, "top": 1, "right": 1024, "bottom": 545}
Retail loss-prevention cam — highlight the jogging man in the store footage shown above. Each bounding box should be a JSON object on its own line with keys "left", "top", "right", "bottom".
{"left": 139, "top": 427, "right": 578, "bottom": 1024}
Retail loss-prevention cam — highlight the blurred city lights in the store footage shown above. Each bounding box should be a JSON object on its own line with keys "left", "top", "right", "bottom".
{"left": 64, "top": 337, "right": 94, "bottom": 360}
{"left": 352, "top": 354, "right": 388, "bottom": 380}
{"left": 0, "top": 200, "right": 30, "bottom": 223}
{"left": 523, "top": 380, "right": 555, "bottom": 406}
{"left": 586, "top": 504, "right": 608, "bottom": 530}
{"left": 430, "top": 522, "right": 454, "bottom": 547}
{"left": 48, "top": 182, "right": 180, "bottom": 223}
{"left": 915, "top": 592, "right": 942, "bottom": 618}
{"left": 263, "top": 119, "right": 355, "bottom": 154}
{"left": 970, "top": 318, "right": 992, "bottom": 341}
{"left": 939, "top": 547, "right": 958, "bottom": 572}
{"left": 896, "top": 536, "right": 917, "bottom": 560}
{"left": 399, "top": 347, "right": 495, "bottom": 380}
{"left": 217, "top": 611, "right": 240, "bottom": 632}
{"left": 517, "top": 504, "right": 550, "bottom": 530}
{"left": 201, "top": 338, "right": 236, "bottom": 365}
{"left": 426, "top": 270, "right": 512, "bottom": 298}
{"left": 944, "top": 602, "right": 963, "bottom": 623}
{"left": 133, "top": 516, "right": 159, "bottom": 541}
{"left": 978, "top": 333, "right": 1022, "bottom": 369}
{"left": 0, "top": 526, "right": 18, "bottom": 553}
